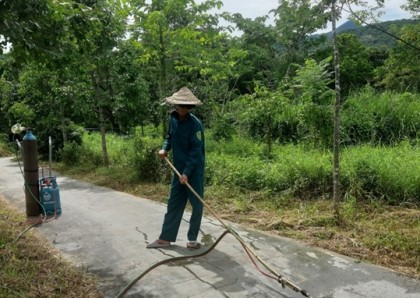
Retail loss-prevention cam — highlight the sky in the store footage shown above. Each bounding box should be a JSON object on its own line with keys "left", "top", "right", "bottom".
{"left": 211, "top": 0, "right": 414, "bottom": 34}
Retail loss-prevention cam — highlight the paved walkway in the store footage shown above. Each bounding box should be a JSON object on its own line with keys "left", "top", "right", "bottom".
{"left": 0, "top": 157, "right": 419, "bottom": 298}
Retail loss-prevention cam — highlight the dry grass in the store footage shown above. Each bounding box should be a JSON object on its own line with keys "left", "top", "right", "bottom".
{"left": 203, "top": 196, "right": 420, "bottom": 279}
{"left": 0, "top": 196, "right": 103, "bottom": 298}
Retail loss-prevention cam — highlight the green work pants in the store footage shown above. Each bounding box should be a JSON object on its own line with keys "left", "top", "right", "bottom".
{"left": 159, "top": 172, "right": 204, "bottom": 242}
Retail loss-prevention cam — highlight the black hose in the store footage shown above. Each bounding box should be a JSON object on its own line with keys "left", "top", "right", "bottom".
{"left": 115, "top": 230, "right": 231, "bottom": 298}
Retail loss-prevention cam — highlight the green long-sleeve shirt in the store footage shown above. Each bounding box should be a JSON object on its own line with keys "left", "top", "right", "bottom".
{"left": 162, "top": 111, "right": 205, "bottom": 177}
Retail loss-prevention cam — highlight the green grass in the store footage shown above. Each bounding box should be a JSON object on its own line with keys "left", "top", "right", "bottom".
{"left": 62, "top": 129, "right": 419, "bottom": 204}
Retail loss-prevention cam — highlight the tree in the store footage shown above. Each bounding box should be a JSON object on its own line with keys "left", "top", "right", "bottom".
{"left": 130, "top": 0, "right": 223, "bottom": 135}
{"left": 402, "top": 0, "right": 420, "bottom": 17}
{"left": 331, "top": 0, "right": 342, "bottom": 222}
{"left": 375, "top": 23, "right": 420, "bottom": 92}
{"left": 225, "top": 14, "right": 280, "bottom": 93}
{"left": 291, "top": 58, "right": 334, "bottom": 147}
{"left": 0, "top": 0, "right": 93, "bottom": 63}
{"left": 271, "top": 0, "right": 330, "bottom": 78}
{"left": 107, "top": 40, "right": 151, "bottom": 134}
{"left": 337, "top": 33, "right": 374, "bottom": 95}
{"left": 74, "top": 0, "right": 129, "bottom": 166}
{"left": 235, "top": 86, "right": 295, "bottom": 156}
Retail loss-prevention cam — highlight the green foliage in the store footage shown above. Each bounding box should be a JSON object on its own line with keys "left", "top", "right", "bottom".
{"left": 341, "top": 88, "right": 420, "bottom": 145}
{"left": 7, "top": 102, "right": 35, "bottom": 125}
{"left": 0, "top": 133, "right": 13, "bottom": 157}
{"left": 375, "top": 23, "right": 420, "bottom": 93}
{"left": 205, "top": 135, "right": 419, "bottom": 204}
{"left": 235, "top": 86, "right": 289, "bottom": 154}
{"left": 341, "top": 142, "right": 420, "bottom": 203}
{"left": 131, "top": 130, "right": 162, "bottom": 182}
{"left": 58, "top": 125, "right": 419, "bottom": 205}
{"left": 231, "top": 58, "right": 336, "bottom": 148}
{"left": 225, "top": 14, "right": 281, "bottom": 92}
{"left": 272, "top": 0, "right": 330, "bottom": 78}
{"left": 210, "top": 117, "right": 235, "bottom": 142}
{"left": 0, "top": 0, "right": 64, "bottom": 61}
{"left": 61, "top": 142, "right": 84, "bottom": 166}
{"left": 35, "top": 123, "right": 84, "bottom": 161}
{"left": 1, "top": 0, "right": 418, "bottom": 207}
{"left": 206, "top": 142, "right": 332, "bottom": 197}
{"left": 337, "top": 34, "right": 374, "bottom": 94}
{"left": 70, "top": 129, "right": 163, "bottom": 182}
{"left": 291, "top": 58, "right": 334, "bottom": 147}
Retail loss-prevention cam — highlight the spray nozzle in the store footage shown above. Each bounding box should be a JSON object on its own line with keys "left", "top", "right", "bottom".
{"left": 11, "top": 123, "right": 26, "bottom": 134}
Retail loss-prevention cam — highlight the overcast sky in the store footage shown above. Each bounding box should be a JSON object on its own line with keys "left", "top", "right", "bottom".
{"left": 212, "top": 0, "right": 413, "bottom": 33}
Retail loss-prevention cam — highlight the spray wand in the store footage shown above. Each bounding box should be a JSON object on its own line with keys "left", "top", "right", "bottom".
{"left": 163, "top": 157, "right": 311, "bottom": 297}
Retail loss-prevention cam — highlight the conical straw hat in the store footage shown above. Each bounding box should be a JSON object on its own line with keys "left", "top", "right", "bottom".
{"left": 164, "top": 87, "right": 203, "bottom": 106}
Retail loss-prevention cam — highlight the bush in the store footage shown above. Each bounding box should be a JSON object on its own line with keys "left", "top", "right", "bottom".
{"left": 36, "top": 123, "right": 84, "bottom": 161}
{"left": 0, "top": 133, "right": 13, "bottom": 157}
{"left": 131, "top": 131, "right": 163, "bottom": 182}
{"left": 60, "top": 142, "right": 82, "bottom": 166}
{"left": 210, "top": 117, "right": 235, "bottom": 142}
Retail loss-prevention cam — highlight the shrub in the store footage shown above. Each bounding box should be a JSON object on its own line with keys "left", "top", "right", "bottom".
{"left": 60, "top": 142, "right": 82, "bottom": 166}
{"left": 131, "top": 132, "right": 163, "bottom": 182}
{"left": 36, "top": 123, "right": 84, "bottom": 161}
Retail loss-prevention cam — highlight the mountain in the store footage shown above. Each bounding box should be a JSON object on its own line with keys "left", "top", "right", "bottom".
{"left": 320, "top": 19, "right": 419, "bottom": 48}
{"left": 336, "top": 20, "right": 358, "bottom": 33}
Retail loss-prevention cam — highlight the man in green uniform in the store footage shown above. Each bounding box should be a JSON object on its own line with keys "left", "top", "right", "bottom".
{"left": 147, "top": 87, "right": 205, "bottom": 250}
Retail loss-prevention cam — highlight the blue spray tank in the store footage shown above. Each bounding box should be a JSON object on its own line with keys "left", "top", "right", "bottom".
{"left": 39, "top": 136, "right": 62, "bottom": 216}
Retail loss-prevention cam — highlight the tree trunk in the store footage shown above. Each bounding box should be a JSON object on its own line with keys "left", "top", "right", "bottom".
{"left": 60, "top": 104, "right": 67, "bottom": 144}
{"left": 92, "top": 70, "right": 109, "bottom": 166}
{"left": 157, "top": 1, "right": 168, "bottom": 139}
{"left": 99, "top": 105, "right": 110, "bottom": 166}
{"left": 332, "top": 0, "right": 342, "bottom": 223}
{"left": 266, "top": 119, "right": 272, "bottom": 157}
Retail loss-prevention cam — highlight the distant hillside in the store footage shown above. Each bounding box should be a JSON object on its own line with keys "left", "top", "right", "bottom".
{"left": 337, "top": 20, "right": 358, "bottom": 33}
{"left": 322, "top": 19, "right": 419, "bottom": 48}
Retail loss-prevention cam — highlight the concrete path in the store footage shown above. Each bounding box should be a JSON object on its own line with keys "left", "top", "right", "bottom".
{"left": 0, "top": 157, "right": 419, "bottom": 298}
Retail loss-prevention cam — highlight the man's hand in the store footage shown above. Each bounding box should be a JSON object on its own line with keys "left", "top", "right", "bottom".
{"left": 158, "top": 149, "right": 167, "bottom": 159}
{"left": 180, "top": 174, "right": 188, "bottom": 185}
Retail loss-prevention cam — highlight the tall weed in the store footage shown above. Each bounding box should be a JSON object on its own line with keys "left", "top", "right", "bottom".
{"left": 206, "top": 143, "right": 332, "bottom": 198}
{"left": 342, "top": 89, "right": 420, "bottom": 145}
{"left": 341, "top": 141, "right": 419, "bottom": 203}
{"left": 206, "top": 136, "right": 419, "bottom": 203}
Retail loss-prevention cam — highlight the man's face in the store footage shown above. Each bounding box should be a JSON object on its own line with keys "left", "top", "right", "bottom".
{"left": 175, "top": 105, "right": 193, "bottom": 117}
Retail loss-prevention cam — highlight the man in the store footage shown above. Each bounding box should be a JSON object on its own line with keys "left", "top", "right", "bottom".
{"left": 147, "top": 87, "right": 205, "bottom": 250}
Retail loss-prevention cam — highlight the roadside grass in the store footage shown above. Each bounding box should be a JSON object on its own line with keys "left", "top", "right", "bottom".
{"left": 0, "top": 135, "right": 12, "bottom": 157}
{"left": 0, "top": 196, "right": 102, "bottom": 298}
